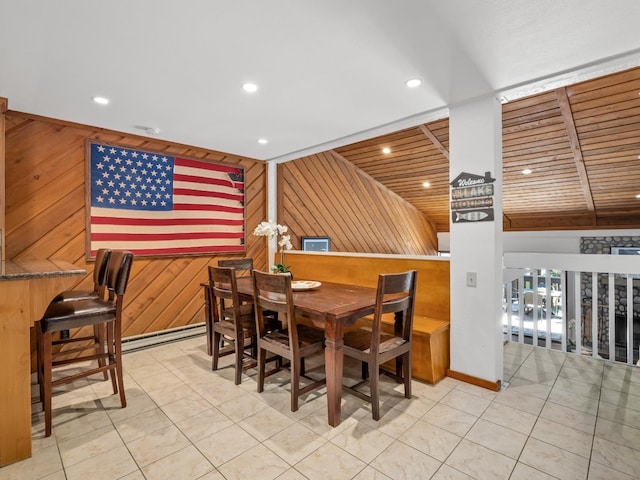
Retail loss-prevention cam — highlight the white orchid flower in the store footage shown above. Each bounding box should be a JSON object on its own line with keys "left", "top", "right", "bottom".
{"left": 278, "top": 235, "right": 292, "bottom": 251}
{"left": 253, "top": 222, "right": 293, "bottom": 272}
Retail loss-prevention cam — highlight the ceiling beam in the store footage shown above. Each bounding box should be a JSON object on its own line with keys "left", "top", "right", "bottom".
{"left": 417, "top": 124, "right": 449, "bottom": 160}
{"left": 556, "top": 87, "right": 596, "bottom": 214}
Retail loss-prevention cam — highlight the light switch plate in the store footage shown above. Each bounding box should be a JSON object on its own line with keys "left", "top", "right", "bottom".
{"left": 466, "top": 272, "right": 477, "bottom": 287}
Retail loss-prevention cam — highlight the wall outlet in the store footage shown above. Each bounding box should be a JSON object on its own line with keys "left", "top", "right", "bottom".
{"left": 466, "top": 272, "right": 477, "bottom": 287}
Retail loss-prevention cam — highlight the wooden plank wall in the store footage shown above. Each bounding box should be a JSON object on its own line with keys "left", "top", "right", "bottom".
{"left": 4, "top": 111, "right": 269, "bottom": 338}
{"left": 335, "top": 120, "right": 451, "bottom": 232}
{"left": 279, "top": 151, "right": 438, "bottom": 255}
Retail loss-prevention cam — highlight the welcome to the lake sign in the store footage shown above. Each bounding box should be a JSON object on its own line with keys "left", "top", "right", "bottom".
{"left": 450, "top": 171, "right": 496, "bottom": 223}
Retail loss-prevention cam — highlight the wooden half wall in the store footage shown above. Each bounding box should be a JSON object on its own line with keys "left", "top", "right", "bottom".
{"left": 278, "top": 151, "right": 438, "bottom": 255}
{"left": 4, "top": 110, "right": 269, "bottom": 338}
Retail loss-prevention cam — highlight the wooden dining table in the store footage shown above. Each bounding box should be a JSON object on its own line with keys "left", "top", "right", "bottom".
{"left": 235, "top": 276, "right": 378, "bottom": 427}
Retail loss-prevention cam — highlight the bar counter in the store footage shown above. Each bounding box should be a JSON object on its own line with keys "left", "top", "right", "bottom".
{"left": 0, "top": 259, "right": 85, "bottom": 466}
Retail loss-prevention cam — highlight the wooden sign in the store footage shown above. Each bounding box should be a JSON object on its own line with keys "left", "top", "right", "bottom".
{"left": 450, "top": 171, "right": 496, "bottom": 223}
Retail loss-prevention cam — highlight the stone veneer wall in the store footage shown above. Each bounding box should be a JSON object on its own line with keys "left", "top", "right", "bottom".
{"left": 580, "top": 235, "right": 640, "bottom": 255}
{"left": 579, "top": 236, "right": 640, "bottom": 353}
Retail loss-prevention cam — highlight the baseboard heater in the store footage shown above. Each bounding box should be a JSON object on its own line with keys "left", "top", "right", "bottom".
{"left": 121, "top": 323, "right": 206, "bottom": 353}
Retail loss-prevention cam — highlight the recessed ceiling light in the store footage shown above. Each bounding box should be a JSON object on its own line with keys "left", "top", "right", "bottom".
{"left": 92, "top": 96, "right": 109, "bottom": 105}
{"left": 243, "top": 83, "right": 258, "bottom": 93}
{"left": 405, "top": 78, "right": 421, "bottom": 88}
{"left": 382, "top": 147, "right": 391, "bottom": 154}
{"left": 522, "top": 168, "right": 532, "bottom": 175}
{"left": 636, "top": 194, "right": 640, "bottom": 199}
{"left": 258, "top": 138, "right": 268, "bottom": 145}
{"left": 423, "top": 181, "right": 431, "bottom": 188}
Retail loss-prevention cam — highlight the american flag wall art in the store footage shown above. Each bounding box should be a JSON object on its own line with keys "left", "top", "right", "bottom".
{"left": 86, "top": 142, "right": 246, "bottom": 258}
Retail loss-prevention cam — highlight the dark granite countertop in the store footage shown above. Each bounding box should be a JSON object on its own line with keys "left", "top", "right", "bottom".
{"left": 0, "top": 259, "right": 86, "bottom": 280}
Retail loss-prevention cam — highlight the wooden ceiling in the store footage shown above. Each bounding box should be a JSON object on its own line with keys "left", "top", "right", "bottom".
{"left": 332, "top": 66, "right": 640, "bottom": 233}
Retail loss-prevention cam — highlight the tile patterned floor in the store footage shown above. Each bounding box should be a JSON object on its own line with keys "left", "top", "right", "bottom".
{"left": 2, "top": 338, "right": 640, "bottom": 479}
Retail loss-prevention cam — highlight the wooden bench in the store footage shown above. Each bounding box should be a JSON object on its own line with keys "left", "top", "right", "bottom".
{"left": 284, "top": 251, "right": 450, "bottom": 384}
{"left": 387, "top": 315, "right": 449, "bottom": 384}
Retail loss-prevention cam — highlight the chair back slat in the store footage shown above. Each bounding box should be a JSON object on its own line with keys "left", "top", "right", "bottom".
{"left": 218, "top": 258, "right": 254, "bottom": 277}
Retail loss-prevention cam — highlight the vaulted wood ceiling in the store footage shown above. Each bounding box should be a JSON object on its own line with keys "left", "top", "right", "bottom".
{"left": 333, "top": 66, "right": 640, "bottom": 233}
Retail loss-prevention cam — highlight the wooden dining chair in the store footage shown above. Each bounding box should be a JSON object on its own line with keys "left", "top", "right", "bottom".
{"left": 205, "top": 258, "right": 278, "bottom": 357}
{"left": 203, "top": 259, "right": 253, "bottom": 356}
{"left": 37, "top": 250, "right": 134, "bottom": 437}
{"left": 209, "top": 265, "right": 266, "bottom": 385}
{"left": 252, "top": 270, "right": 326, "bottom": 412}
{"left": 342, "top": 270, "right": 417, "bottom": 420}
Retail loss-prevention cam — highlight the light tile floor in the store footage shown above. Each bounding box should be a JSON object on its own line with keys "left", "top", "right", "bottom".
{"left": 2, "top": 338, "right": 640, "bottom": 479}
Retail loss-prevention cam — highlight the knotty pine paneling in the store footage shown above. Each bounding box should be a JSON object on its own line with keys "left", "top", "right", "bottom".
{"left": 335, "top": 123, "right": 451, "bottom": 232}
{"left": 5, "top": 111, "right": 269, "bottom": 340}
{"left": 279, "top": 151, "right": 437, "bottom": 255}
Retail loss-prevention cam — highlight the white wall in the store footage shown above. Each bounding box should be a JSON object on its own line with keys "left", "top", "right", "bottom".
{"left": 438, "top": 229, "right": 640, "bottom": 254}
{"left": 448, "top": 95, "right": 503, "bottom": 384}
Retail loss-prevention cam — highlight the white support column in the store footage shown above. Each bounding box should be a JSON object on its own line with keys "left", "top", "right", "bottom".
{"left": 266, "top": 162, "right": 278, "bottom": 269}
{"left": 449, "top": 95, "right": 503, "bottom": 386}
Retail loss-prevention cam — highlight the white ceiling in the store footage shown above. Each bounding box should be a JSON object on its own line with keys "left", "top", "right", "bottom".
{"left": 2, "top": 0, "right": 640, "bottom": 161}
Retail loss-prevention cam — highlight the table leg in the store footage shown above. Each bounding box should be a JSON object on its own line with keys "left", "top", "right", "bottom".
{"left": 324, "top": 319, "right": 344, "bottom": 427}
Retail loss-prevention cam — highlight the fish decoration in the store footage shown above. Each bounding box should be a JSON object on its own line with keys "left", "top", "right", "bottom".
{"left": 451, "top": 208, "right": 494, "bottom": 223}
{"left": 456, "top": 211, "right": 488, "bottom": 222}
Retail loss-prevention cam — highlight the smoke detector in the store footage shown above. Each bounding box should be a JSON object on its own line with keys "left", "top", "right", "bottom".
{"left": 134, "top": 125, "right": 160, "bottom": 135}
